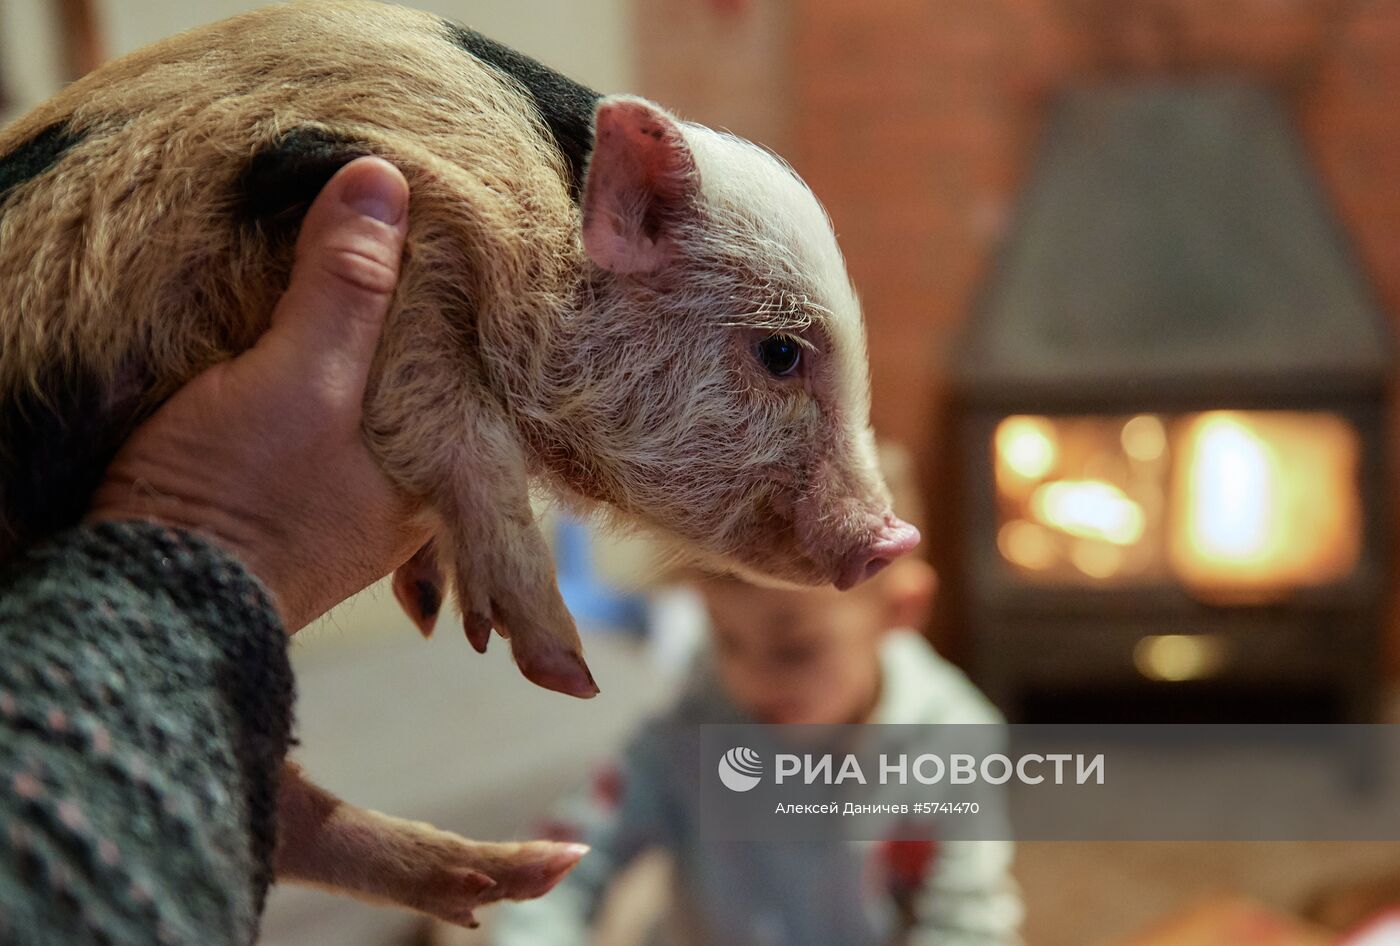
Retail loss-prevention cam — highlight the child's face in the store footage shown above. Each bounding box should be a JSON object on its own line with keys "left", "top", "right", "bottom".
{"left": 698, "top": 561, "right": 934, "bottom": 726}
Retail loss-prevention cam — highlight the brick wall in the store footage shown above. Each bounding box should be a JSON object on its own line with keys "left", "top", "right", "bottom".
{"left": 635, "top": 0, "right": 794, "bottom": 152}
{"left": 637, "top": 0, "right": 1400, "bottom": 660}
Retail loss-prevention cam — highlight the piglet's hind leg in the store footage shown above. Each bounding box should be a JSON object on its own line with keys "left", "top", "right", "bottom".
{"left": 275, "top": 762, "right": 587, "bottom": 928}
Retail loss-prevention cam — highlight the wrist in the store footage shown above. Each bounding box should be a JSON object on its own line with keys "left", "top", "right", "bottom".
{"left": 85, "top": 486, "right": 292, "bottom": 631}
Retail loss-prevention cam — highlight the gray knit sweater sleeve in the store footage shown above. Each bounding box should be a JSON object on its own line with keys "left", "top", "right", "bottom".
{"left": 0, "top": 521, "right": 296, "bottom": 946}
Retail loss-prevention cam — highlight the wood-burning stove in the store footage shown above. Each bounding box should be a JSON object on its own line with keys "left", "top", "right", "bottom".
{"left": 950, "top": 81, "right": 1395, "bottom": 722}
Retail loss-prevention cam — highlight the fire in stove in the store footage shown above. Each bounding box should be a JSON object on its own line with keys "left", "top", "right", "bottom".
{"left": 948, "top": 81, "right": 1393, "bottom": 722}
{"left": 994, "top": 411, "right": 1362, "bottom": 598}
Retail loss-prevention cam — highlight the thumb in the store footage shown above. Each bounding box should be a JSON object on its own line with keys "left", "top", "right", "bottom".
{"left": 266, "top": 156, "right": 410, "bottom": 390}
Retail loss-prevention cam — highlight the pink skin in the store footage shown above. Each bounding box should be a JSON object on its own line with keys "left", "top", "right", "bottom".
{"left": 580, "top": 99, "right": 698, "bottom": 275}
{"left": 836, "top": 518, "right": 923, "bottom": 591}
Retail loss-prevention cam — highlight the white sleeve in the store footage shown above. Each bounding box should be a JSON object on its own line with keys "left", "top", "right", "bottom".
{"left": 894, "top": 636, "right": 1024, "bottom": 944}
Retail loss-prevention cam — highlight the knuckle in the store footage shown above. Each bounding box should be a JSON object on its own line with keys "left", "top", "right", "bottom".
{"left": 317, "top": 239, "right": 401, "bottom": 297}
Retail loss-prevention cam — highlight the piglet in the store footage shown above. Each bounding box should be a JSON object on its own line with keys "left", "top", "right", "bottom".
{"left": 0, "top": 0, "right": 918, "bottom": 924}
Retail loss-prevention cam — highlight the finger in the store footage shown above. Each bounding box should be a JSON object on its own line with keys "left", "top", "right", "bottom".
{"left": 266, "top": 156, "right": 410, "bottom": 392}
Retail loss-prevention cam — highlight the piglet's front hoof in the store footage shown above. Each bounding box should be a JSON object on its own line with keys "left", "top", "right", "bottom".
{"left": 458, "top": 600, "right": 597, "bottom": 697}
{"left": 392, "top": 542, "right": 444, "bottom": 637}
{"left": 463, "top": 611, "right": 493, "bottom": 653}
{"left": 448, "top": 534, "right": 596, "bottom": 696}
{"left": 513, "top": 639, "right": 599, "bottom": 699}
{"left": 479, "top": 589, "right": 598, "bottom": 698}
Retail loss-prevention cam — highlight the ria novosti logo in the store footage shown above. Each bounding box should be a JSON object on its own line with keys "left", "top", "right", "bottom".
{"left": 716, "top": 746, "right": 1105, "bottom": 792}
{"left": 718, "top": 747, "right": 764, "bottom": 792}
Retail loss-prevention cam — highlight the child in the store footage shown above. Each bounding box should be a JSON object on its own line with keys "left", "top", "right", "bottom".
{"left": 489, "top": 448, "right": 1023, "bottom": 946}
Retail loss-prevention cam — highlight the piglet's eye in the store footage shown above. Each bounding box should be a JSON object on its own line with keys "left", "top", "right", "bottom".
{"left": 756, "top": 334, "right": 802, "bottom": 377}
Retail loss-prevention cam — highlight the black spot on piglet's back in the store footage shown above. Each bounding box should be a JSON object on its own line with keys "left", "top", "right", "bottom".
{"left": 0, "top": 122, "right": 85, "bottom": 211}
{"left": 235, "top": 127, "right": 371, "bottom": 234}
{"left": 443, "top": 23, "right": 601, "bottom": 199}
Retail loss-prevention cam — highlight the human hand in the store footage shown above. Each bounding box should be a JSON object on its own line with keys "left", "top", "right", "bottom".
{"left": 87, "top": 157, "right": 431, "bottom": 632}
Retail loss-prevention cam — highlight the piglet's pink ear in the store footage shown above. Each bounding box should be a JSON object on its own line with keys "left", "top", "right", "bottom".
{"left": 582, "top": 96, "right": 701, "bottom": 275}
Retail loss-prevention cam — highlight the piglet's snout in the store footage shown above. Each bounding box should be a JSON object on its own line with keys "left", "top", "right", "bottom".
{"left": 834, "top": 516, "right": 921, "bottom": 590}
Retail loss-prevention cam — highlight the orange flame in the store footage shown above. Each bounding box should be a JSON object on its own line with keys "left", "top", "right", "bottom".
{"left": 1169, "top": 411, "right": 1361, "bottom": 595}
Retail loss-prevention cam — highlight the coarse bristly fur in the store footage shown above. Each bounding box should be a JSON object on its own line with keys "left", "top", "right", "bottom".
{"left": 0, "top": 0, "right": 917, "bottom": 925}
